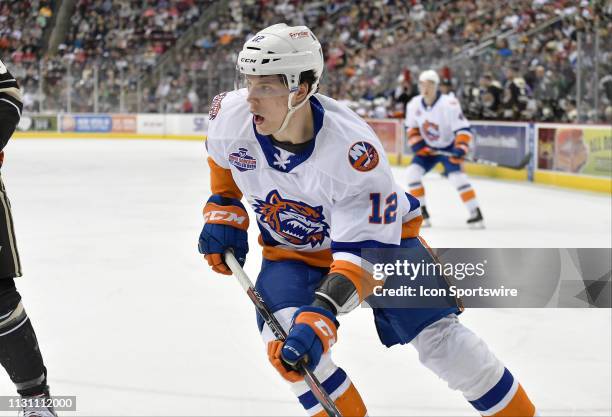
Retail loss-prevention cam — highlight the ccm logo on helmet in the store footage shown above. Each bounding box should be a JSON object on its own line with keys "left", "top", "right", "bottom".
{"left": 289, "top": 31, "right": 309, "bottom": 39}
{"left": 240, "top": 58, "right": 257, "bottom": 63}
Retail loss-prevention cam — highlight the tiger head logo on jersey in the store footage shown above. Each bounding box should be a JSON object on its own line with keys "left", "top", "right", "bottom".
{"left": 422, "top": 120, "right": 440, "bottom": 142}
{"left": 348, "top": 141, "right": 379, "bottom": 172}
{"left": 253, "top": 190, "right": 330, "bottom": 247}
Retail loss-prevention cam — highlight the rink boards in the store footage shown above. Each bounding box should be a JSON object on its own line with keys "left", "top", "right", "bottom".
{"left": 13, "top": 113, "right": 612, "bottom": 194}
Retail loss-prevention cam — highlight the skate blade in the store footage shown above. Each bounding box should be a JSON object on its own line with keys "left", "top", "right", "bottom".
{"left": 468, "top": 220, "right": 485, "bottom": 230}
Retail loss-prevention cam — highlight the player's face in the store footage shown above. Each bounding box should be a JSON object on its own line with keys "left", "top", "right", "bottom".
{"left": 419, "top": 80, "right": 437, "bottom": 100}
{"left": 244, "top": 75, "right": 291, "bottom": 135}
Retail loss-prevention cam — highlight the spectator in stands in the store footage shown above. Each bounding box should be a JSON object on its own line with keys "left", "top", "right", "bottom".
{"left": 478, "top": 74, "right": 503, "bottom": 120}
{"left": 439, "top": 78, "right": 455, "bottom": 97}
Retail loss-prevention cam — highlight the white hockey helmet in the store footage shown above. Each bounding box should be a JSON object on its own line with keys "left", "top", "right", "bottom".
{"left": 237, "top": 23, "right": 324, "bottom": 95}
{"left": 419, "top": 69, "right": 440, "bottom": 85}
{"left": 237, "top": 23, "right": 324, "bottom": 134}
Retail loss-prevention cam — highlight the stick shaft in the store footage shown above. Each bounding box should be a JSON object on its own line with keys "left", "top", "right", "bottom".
{"left": 224, "top": 251, "right": 342, "bottom": 417}
{"left": 433, "top": 150, "right": 531, "bottom": 169}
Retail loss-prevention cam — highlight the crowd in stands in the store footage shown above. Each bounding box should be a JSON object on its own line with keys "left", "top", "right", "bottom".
{"left": 432, "top": 0, "right": 612, "bottom": 124}
{"left": 1, "top": 0, "right": 55, "bottom": 107}
{"left": 141, "top": 0, "right": 612, "bottom": 122}
{"left": 4, "top": 0, "right": 211, "bottom": 112}
{"left": 56, "top": 0, "right": 212, "bottom": 112}
{"left": 334, "top": 0, "right": 612, "bottom": 123}
{"left": 1, "top": 0, "right": 610, "bottom": 122}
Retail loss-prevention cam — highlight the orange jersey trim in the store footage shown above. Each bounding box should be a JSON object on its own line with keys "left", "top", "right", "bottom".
{"left": 407, "top": 127, "right": 421, "bottom": 139}
{"left": 410, "top": 186, "right": 425, "bottom": 197}
{"left": 401, "top": 216, "right": 423, "bottom": 239}
{"left": 329, "top": 260, "right": 382, "bottom": 302}
{"left": 259, "top": 235, "right": 333, "bottom": 268}
{"left": 455, "top": 133, "right": 472, "bottom": 145}
{"left": 208, "top": 157, "right": 242, "bottom": 199}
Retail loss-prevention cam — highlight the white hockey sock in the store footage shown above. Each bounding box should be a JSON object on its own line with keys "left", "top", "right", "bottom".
{"left": 406, "top": 164, "right": 426, "bottom": 207}
{"left": 448, "top": 172, "right": 479, "bottom": 213}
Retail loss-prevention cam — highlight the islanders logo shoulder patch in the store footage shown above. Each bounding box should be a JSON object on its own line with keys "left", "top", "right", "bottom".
{"left": 348, "top": 141, "right": 379, "bottom": 172}
{"left": 229, "top": 147, "right": 257, "bottom": 172}
{"left": 253, "top": 190, "right": 330, "bottom": 247}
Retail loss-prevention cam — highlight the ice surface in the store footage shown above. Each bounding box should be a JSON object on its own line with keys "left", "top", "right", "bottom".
{"left": 0, "top": 139, "right": 609, "bottom": 416}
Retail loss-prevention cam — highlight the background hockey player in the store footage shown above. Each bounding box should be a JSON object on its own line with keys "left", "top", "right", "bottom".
{"left": 199, "top": 24, "right": 535, "bottom": 417}
{"left": 0, "top": 59, "right": 56, "bottom": 416}
{"left": 405, "top": 70, "right": 484, "bottom": 228}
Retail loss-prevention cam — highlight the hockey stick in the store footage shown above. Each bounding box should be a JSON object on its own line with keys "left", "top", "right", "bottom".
{"left": 433, "top": 150, "right": 532, "bottom": 170}
{"left": 224, "top": 250, "right": 343, "bottom": 417}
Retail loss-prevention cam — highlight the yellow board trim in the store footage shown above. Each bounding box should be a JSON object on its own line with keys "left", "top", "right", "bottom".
{"left": 13, "top": 132, "right": 206, "bottom": 141}
{"left": 534, "top": 170, "right": 611, "bottom": 193}
{"left": 13, "top": 133, "right": 611, "bottom": 194}
{"left": 464, "top": 163, "right": 528, "bottom": 181}
{"left": 386, "top": 153, "right": 401, "bottom": 165}
{"left": 397, "top": 155, "right": 528, "bottom": 181}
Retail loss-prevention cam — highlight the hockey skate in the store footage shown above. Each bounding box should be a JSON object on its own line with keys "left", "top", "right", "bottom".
{"left": 467, "top": 208, "right": 485, "bottom": 229}
{"left": 421, "top": 206, "right": 431, "bottom": 228}
{"left": 18, "top": 393, "right": 57, "bottom": 417}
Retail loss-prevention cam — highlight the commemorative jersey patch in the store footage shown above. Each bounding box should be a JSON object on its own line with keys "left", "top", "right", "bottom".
{"left": 348, "top": 141, "right": 379, "bottom": 172}
{"left": 229, "top": 147, "right": 257, "bottom": 171}
{"left": 209, "top": 92, "right": 227, "bottom": 120}
{"left": 253, "top": 190, "right": 330, "bottom": 247}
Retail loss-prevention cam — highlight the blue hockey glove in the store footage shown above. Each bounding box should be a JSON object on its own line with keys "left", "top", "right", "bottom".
{"left": 280, "top": 306, "right": 339, "bottom": 372}
{"left": 198, "top": 195, "right": 249, "bottom": 275}
{"left": 450, "top": 145, "right": 467, "bottom": 159}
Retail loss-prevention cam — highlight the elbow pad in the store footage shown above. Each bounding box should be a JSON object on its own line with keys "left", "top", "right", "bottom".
{"left": 313, "top": 273, "right": 360, "bottom": 316}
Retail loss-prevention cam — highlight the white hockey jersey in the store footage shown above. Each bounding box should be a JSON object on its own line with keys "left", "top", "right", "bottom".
{"left": 205, "top": 89, "right": 422, "bottom": 297}
{"left": 404, "top": 92, "right": 472, "bottom": 149}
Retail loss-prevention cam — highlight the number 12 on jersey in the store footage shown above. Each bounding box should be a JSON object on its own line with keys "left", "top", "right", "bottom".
{"left": 369, "top": 192, "right": 397, "bottom": 224}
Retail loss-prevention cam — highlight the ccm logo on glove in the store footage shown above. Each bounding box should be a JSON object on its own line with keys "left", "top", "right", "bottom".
{"left": 203, "top": 204, "right": 249, "bottom": 229}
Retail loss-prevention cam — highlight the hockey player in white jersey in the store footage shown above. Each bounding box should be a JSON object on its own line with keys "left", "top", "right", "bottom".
{"left": 405, "top": 70, "right": 484, "bottom": 228}
{"left": 199, "top": 24, "right": 535, "bottom": 416}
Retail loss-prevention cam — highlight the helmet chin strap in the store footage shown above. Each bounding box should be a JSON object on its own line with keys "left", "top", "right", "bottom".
{"left": 271, "top": 90, "right": 314, "bottom": 137}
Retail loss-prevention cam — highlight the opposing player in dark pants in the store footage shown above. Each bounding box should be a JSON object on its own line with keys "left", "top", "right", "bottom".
{"left": 0, "top": 58, "right": 56, "bottom": 416}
